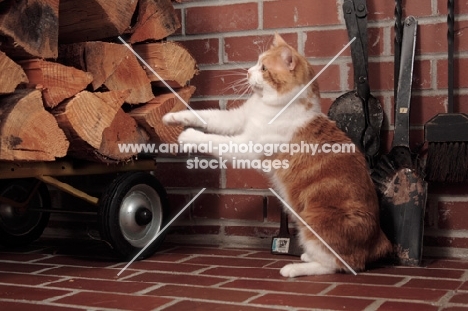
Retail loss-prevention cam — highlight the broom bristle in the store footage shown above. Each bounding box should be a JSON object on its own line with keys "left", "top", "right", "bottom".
{"left": 426, "top": 142, "right": 468, "bottom": 182}
{"left": 453, "top": 142, "right": 468, "bottom": 182}
{"left": 464, "top": 144, "right": 468, "bottom": 181}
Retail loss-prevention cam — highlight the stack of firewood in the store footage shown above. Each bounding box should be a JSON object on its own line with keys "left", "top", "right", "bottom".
{"left": 0, "top": 0, "right": 197, "bottom": 163}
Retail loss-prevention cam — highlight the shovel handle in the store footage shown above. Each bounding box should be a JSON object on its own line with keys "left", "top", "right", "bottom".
{"left": 393, "top": 17, "right": 417, "bottom": 148}
{"left": 279, "top": 209, "right": 290, "bottom": 235}
{"left": 394, "top": 0, "right": 403, "bottom": 108}
{"left": 448, "top": 0, "right": 454, "bottom": 113}
{"left": 343, "top": 0, "right": 368, "bottom": 88}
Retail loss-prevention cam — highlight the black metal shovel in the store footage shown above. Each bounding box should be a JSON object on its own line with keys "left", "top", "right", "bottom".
{"left": 328, "top": 0, "right": 383, "bottom": 168}
{"left": 271, "top": 210, "right": 302, "bottom": 256}
{"left": 371, "top": 16, "right": 427, "bottom": 266}
{"left": 394, "top": 0, "right": 403, "bottom": 108}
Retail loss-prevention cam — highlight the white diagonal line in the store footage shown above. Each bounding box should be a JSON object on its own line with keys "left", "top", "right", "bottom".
{"left": 117, "top": 188, "right": 206, "bottom": 276}
{"left": 118, "top": 36, "right": 207, "bottom": 125}
{"left": 268, "top": 37, "right": 356, "bottom": 124}
{"left": 269, "top": 188, "right": 357, "bottom": 275}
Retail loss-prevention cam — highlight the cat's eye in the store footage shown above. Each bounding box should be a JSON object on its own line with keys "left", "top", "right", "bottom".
{"left": 261, "top": 64, "right": 267, "bottom": 72}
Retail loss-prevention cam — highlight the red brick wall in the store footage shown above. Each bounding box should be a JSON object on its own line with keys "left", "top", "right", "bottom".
{"left": 155, "top": 0, "right": 468, "bottom": 257}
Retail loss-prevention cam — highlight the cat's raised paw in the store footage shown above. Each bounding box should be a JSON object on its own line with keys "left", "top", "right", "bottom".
{"left": 162, "top": 113, "right": 180, "bottom": 126}
{"left": 163, "top": 111, "right": 205, "bottom": 128}
{"left": 163, "top": 112, "right": 196, "bottom": 127}
{"left": 178, "top": 127, "right": 204, "bottom": 145}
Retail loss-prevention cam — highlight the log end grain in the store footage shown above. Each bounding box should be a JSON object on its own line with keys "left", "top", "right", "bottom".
{"left": 133, "top": 41, "right": 198, "bottom": 88}
{"left": 0, "top": 51, "right": 29, "bottom": 95}
{"left": 96, "top": 109, "right": 149, "bottom": 162}
{"left": 20, "top": 59, "right": 94, "bottom": 108}
{"left": 54, "top": 90, "right": 130, "bottom": 151}
{"left": 129, "top": 86, "right": 195, "bottom": 144}
{"left": 0, "top": 89, "right": 69, "bottom": 161}
{"left": 0, "top": 0, "right": 59, "bottom": 59}
{"left": 129, "top": 0, "right": 181, "bottom": 43}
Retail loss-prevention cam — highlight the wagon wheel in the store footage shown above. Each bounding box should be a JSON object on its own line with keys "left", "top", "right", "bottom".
{"left": 0, "top": 179, "right": 51, "bottom": 247}
{"left": 98, "top": 171, "right": 169, "bottom": 260}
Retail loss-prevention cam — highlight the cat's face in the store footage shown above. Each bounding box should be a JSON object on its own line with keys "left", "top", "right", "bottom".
{"left": 247, "top": 34, "right": 316, "bottom": 103}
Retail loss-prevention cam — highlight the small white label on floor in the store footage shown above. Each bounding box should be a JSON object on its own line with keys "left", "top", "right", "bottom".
{"left": 272, "top": 238, "right": 290, "bottom": 253}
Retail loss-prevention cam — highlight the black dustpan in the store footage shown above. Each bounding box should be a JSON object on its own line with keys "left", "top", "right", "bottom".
{"left": 371, "top": 16, "right": 427, "bottom": 266}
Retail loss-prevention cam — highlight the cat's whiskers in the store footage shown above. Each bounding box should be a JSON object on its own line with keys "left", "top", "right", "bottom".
{"left": 232, "top": 84, "right": 253, "bottom": 102}
{"left": 222, "top": 79, "right": 250, "bottom": 96}
{"left": 220, "top": 70, "right": 251, "bottom": 96}
{"left": 227, "top": 62, "right": 250, "bottom": 71}
{"left": 227, "top": 76, "right": 253, "bottom": 102}
{"left": 213, "top": 68, "right": 247, "bottom": 80}
{"left": 214, "top": 69, "right": 245, "bottom": 74}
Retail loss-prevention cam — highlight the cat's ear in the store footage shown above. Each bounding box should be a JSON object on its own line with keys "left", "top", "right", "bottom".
{"left": 280, "top": 46, "right": 296, "bottom": 71}
{"left": 273, "top": 33, "right": 296, "bottom": 70}
{"left": 273, "top": 33, "right": 287, "bottom": 47}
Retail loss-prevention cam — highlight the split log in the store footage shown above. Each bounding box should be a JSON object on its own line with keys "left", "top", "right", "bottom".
{"left": 97, "top": 109, "right": 149, "bottom": 162}
{"left": 58, "top": 0, "right": 138, "bottom": 43}
{"left": 53, "top": 90, "right": 130, "bottom": 160}
{"left": 129, "top": 0, "right": 180, "bottom": 43}
{"left": 58, "top": 42, "right": 127, "bottom": 89}
{"left": 129, "top": 86, "right": 195, "bottom": 144}
{"left": 133, "top": 41, "right": 198, "bottom": 88}
{"left": 58, "top": 42, "right": 154, "bottom": 104}
{"left": 19, "top": 59, "right": 93, "bottom": 108}
{"left": 0, "top": 89, "right": 69, "bottom": 161}
{"left": 104, "top": 49, "right": 155, "bottom": 104}
{"left": 0, "top": 0, "right": 59, "bottom": 59}
{"left": 0, "top": 51, "right": 29, "bottom": 95}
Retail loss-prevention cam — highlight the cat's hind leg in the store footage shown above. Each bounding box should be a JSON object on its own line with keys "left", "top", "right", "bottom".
{"left": 280, "top": 236, "right": 339, "bottom": 277}
{"left": 300, "top": 253, "right": 313, "bottom": 262}
{"left": 280, "top": 262, "right": 335, "bottom": 277}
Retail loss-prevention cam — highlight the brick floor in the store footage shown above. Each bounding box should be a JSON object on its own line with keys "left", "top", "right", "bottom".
{"left": 1, "top": 238, "right": 467, "bottom": 310}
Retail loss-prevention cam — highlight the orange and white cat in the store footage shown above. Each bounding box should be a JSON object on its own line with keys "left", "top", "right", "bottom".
{"left": 163, "top": 34, "right": 392, "bottom": 277}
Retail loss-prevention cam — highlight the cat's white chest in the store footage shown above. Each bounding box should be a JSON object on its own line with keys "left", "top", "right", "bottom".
{"left": 242, "top": 98, "right": 319, "bottom": 145}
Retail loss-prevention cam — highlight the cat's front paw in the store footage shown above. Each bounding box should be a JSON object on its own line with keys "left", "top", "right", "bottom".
{"left": 162, "top": 112, "right": 184, "bottom": 126}
{"left": 163, "top": 111, "right": 203, "bottom": 128}
{"left": 178, "top": 128, "right": 204, "bottom": 145}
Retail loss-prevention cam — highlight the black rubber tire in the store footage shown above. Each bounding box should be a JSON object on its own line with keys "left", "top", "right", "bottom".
{"left": 98, "top": 172, "right": 169, "bottom": 260}
{"left": 0, "top": 179, "right": 50, "bottom": 247}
